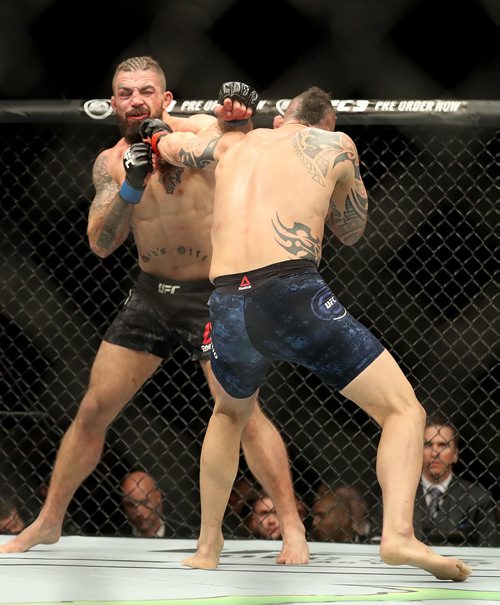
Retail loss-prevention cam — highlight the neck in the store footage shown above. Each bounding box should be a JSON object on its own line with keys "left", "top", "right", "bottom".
{"left": 282, "top": 120, "right": 307, "bottom": 128}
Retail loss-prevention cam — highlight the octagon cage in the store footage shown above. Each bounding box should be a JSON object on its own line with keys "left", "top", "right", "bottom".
{"left": 0, "top": 97, "right": 498, "bottom": 545}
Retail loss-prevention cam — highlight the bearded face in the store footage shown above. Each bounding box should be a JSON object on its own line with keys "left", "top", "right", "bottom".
{"left": 117, "top": 105, "right": 163, "bottom": 144}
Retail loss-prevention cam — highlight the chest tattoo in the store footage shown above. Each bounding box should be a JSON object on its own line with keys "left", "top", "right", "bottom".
{"left": 158, "top": 163, "right": 184, "bottom": 194}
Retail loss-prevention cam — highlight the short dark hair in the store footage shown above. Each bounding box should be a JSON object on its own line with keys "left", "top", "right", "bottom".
{"left": 112, "top": 56, "right": 166, "bottom": 92}
{"left": 426, "top": 414, "right": 460, "bottom": 449}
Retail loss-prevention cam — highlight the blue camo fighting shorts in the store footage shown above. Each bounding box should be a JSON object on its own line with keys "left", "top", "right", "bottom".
{"left": 209, "top": 259, "right": 385, "bottom": 398}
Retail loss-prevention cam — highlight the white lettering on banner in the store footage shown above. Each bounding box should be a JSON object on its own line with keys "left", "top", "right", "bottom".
{"left": 397, "top": 100, "right": 462, "bottom": 112}
{"left": 203, "top": 100, "right": 218, "bottom": 111}
{"left": 435, "top": 100, "right": 462, "bottom": 112}
{"left": 398, "top": 100, "right": 435, "bottom": 111}
{"left": 180, "top": 100, "right": 204, "bottom": 111}
{"left": 332, "top": 99, "right": 370, "bottom": 112}
{"left": 374, "top": 101, "right": 397, "bottom": 111}
{"left": 168, "top": 98, "right": 465, "bottom": 115}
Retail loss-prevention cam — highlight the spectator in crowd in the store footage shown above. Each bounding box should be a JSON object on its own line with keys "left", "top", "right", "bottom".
{"left": 333, "top": 484, "right": 374, "bottom": 543}
{"left": 311, "top": 488, "right": 354, "bottom": 543}
{"left": 228, "top": 476, "right": 260, "bottom": 516}
{"left": 0, "top": 489, "right": 25, "bottom": 534}
{"left": 246, "top": 491, "right": 306, "bottom": 540}
{"left": 415, "top": 414, "right": 498, "bottom": 547}
{"left": 120, "top": 470, "right": 165, "bottom": 538}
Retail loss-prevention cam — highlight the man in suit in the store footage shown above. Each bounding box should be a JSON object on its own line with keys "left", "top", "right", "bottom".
{"left": 415, "top": 414, "right": 497, "bottom": 546}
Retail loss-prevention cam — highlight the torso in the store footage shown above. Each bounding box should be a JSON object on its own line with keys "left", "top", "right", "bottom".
{"left": 210, "top": 126, "right": 350, "bottom": 280}
{"left": 107, "top": 139, "right": 215, "bottom": 281}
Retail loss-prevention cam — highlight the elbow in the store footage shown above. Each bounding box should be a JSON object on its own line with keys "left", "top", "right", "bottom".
{"left": 92, "top": 245, "right": 112, "bottom": 259}
{"left": 335, "top": 223, "right": 366, "bottom": 246}
{"left": 87, "top": 228, "right": 114, "bottom": 259}
{"left": 342, "top": 230, "right": 364, "bottom": 246}
{"left": 88, "top": 237, "right": 112, "bottom": 259}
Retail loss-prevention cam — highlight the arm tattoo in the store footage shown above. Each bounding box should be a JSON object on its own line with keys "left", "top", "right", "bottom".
{"left": 96, "top": 201, "right": 132, "bottom": 250}
{"left": 272, "top": 212, "right": 321, "bottom": 265}
{"left": 329, "top": 138, "right": 368, "bottom": 244}
{"left": 177, "top": 136, "right": 220, "bottom": 168}
{"left": 90, "top": 154, "right": 132, "bottom": 251}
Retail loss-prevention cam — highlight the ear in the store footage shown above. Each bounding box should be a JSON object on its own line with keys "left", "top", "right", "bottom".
{"left": 273, "top": 115, "right": 284, "bottom": 129}
{"left": 110, "top": 96, "right": 117, "bottom": 113}
{"left": 163, "top": 90, "right": 174, "bottom": 112}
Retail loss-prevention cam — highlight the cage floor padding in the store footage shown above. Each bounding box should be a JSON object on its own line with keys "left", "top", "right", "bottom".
{"left": 0, "top": 536, "right": 498, "bottom": 604}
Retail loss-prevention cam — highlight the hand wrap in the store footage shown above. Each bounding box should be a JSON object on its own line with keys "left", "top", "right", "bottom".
{"left": 218, "top": 81, "right": 259, "bottom": 124}
{"left": 139, "top": 118, "right": 173, "bottom": 156}
{"left": 119, "top": 143, "right": 153, "bottom": 204}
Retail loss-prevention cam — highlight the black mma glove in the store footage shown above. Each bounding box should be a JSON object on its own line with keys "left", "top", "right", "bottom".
{"left": 218, "top": 81, "right": 259, "bottom": 125}
{"left": 119, "top": 143, "right": 153, "bottom": 204}
{"left": 139, "top": 118, "right": 173, "bottom": 156}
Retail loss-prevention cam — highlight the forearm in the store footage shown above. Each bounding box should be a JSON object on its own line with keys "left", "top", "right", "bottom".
{"left": 157, "top": 132, "right": 220, "bottom": 169}
{"left": 88, "top": 195, "right": 133, "bottom": 257}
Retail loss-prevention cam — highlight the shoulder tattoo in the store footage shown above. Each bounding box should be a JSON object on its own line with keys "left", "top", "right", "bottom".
{"left": 292, "top": 130, "right": 354, "bottom": 187}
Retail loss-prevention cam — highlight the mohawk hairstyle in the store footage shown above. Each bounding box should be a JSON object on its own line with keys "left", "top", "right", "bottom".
{"left": 294, "top": 86, "right": 335, "bottom": 126}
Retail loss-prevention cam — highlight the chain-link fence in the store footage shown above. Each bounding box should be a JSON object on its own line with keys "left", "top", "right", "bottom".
{"left": 0, "top": 100, "right": 498, "bottom": 544}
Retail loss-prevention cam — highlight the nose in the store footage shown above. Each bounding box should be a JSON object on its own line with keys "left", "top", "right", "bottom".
{"left": 265, "top": 514, "right": 279, "bottom": 527}
{"left": 136, "top": 504, "right": 151, "bottom": 519}
{"left": 129, "top": 89, "right": 145, "bottom": 105}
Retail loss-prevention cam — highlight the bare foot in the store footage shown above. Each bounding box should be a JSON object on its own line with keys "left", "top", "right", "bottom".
{"left": 0, "top": 519, "right": 61, "bottom": 554}
{"left": 380, "top": 536, "right": 472, "bottom": 582}
{"left": 276, "top": 528, "right": 309, "bottom": 565}
{"left": 182, "top": 534, "right": 224, "bottom": 570}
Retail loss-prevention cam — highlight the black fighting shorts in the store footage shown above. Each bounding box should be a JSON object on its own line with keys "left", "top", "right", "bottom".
{"left": 104, "top": 271, "right": 213, "bottom": 361}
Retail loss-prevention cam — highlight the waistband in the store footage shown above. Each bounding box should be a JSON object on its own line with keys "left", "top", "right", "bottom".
{"left": 212, "top": 259, "right": 317, "bottom": 293}
{"left": 137, "top": 270, "right": 213, "bottom": 294}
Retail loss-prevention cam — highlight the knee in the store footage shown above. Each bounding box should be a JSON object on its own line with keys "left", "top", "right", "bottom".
{"left": 378, "top": 387, "right": 426, "bottom": 429}
{"left": 398, "top": 393, "right": 426, "bottom": 427}
{"left": 74, "top": 390, "right": 114, "bottom": 434}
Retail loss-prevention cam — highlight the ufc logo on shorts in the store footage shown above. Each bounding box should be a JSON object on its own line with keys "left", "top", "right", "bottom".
{"left": 158, "top": 283, "right": 180, "bottom": 294}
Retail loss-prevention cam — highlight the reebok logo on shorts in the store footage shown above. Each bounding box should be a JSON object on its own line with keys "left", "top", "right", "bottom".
{"left": 238, "top": 276, "right": 251, "bottom": 290}
{"left": 201, "top": 321, "right": 212, "bottom": 353}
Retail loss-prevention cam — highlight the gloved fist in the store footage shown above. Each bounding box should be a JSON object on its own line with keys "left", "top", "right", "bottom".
{"left": 218, "top": 81, "right": 259, "bottom": 116}
{"left": 139, "top": 118, "right": 173, "bottom": 156}
{"left": 119, "top": 142, "right": 153, "bottom": 204}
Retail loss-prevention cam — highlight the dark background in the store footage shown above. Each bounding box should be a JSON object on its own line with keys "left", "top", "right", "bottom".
{"left": 0, "top": 0, "right": 499, "bottom": 101}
